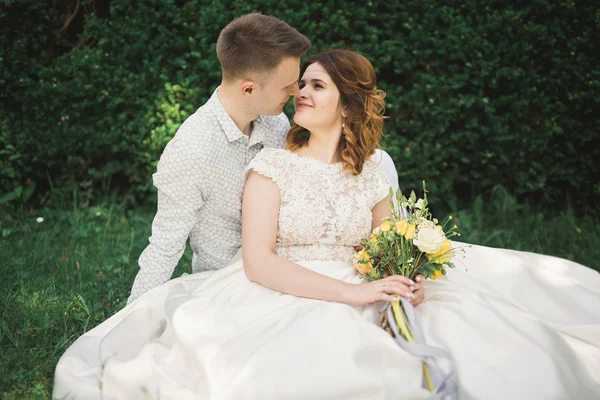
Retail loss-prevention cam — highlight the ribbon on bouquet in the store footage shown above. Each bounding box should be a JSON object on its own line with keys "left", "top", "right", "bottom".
{"left": 383, "top": 298, "right": 458, "bottom": 400}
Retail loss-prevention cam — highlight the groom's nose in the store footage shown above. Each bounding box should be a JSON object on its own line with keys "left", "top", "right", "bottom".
{"left": 289, "top": 82, "right": 300, "bottom": 96}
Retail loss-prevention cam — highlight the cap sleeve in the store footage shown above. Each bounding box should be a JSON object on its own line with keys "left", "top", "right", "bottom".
{"left": 245, "top": 148, "right": 289, "bottom": 193}
{"left": 365, "top": 163, "right": 392, "bottom": 209}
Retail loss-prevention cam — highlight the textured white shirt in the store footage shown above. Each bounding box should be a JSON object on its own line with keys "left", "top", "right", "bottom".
{"left": 128, "top": 88, "right": 289, "bottom": 303}
{"left": 371, "top": 148, "right": 399, "bottom": 195}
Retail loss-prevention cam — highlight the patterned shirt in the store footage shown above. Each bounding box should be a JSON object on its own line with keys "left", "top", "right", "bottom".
{"left": 128, "top": 88, "right": 289, "bottom": 303}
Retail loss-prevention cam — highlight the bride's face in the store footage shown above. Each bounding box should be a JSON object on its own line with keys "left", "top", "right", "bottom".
{"left": 293, "top": 63, "right": 344, "bottom": 131}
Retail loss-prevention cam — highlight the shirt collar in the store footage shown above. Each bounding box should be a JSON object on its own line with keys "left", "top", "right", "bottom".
{"left": 249, "top": 116, "right": 267, "bottom": 147}
{"left": 210, "top": 87, "right": 266, "bottom": 145}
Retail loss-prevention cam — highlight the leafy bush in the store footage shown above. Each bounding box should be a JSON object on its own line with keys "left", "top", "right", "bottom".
{"left": 1, "top": 0, "right": 599, "bottom": 211}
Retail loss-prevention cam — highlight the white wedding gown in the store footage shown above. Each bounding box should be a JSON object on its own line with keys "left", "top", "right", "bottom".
{"left": 54, "top": 149, "right": 600, "bottom": 399}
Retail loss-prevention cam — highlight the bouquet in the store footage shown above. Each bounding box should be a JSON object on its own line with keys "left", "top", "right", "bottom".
{"left": 353, "top": 182, "right": 464, "bottom": 394}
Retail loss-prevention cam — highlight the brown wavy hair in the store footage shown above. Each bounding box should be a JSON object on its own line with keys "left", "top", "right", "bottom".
{"left": 217, "top": 14, "right": 311, "bottom": 82}
{"left": 286, "top": 49, "right": 387, "bottom": 175}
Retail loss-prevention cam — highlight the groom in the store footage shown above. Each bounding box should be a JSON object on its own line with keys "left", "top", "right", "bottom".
{"left": 127, "top": 14, "right": 309, "bottom": 303}
{"left": 127, "top": 14, "right": 400, "bottom": 304}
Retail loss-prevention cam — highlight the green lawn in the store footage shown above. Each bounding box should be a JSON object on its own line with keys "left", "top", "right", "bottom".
{"left": 1, "top": 188, "right": 598, "bottom": 399}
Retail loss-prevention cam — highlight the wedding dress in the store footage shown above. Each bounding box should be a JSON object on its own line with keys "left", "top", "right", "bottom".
{"left": 54, "top": 148, "right": 429, "bottom": 399}
{"left": 54, "top": 148, "right": 600, "bottom": 399}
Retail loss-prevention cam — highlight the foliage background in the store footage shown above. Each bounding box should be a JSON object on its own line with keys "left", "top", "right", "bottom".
{"left": 2, "top": 0, "right": 599, "bottom": 212}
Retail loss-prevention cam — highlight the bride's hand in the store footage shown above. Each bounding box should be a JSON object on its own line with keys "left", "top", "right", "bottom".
{"left": 409, "top": 275, "right": 425, "bottom": 306}
{"left": 343, "top": 275, "right": 416, "bottom": 306}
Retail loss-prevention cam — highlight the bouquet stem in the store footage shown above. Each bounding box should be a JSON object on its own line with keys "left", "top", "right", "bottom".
{"left": 390, "top": 299, "right": 435, "bottom": 392}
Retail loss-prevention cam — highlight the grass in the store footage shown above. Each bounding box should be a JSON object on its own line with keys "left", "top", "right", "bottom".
{"left": 450, "top": 186, "right": 600, "bottom": 268}
{"left": 0, "top": 187, "right": 598, "bottom": 399}
{"left": 0, "top": 199, "right": 192, "bottom": 399}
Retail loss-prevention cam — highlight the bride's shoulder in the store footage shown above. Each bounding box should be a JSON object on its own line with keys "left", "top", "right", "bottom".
{"left": 256, "top": 147, "right": 287, "bottom": 157}
{"left": 246, "top": 148, "right": 291, "bottom": 189}
{"left": 252, "top": 147, "right": 289, "bottom": 164}
{"left": 362, "top": 159, "right": 389, "bottom": 180}
{"left": 247, "top": 148, "right": 291, "bottom": 175}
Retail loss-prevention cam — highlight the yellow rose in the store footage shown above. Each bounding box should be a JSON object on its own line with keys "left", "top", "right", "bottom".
{"left": 357, "top": 250, "right": 370, "bottom": 262}
{"left": 427, "top": 239, "right": 453, "bottom": 264}
{"left": 429, "top": 273, "right": 437, "bottom": 280}
{"left": 404, "top": 224, "right": 416, "bottom": 240}
{"left": 369, "top": 235, "right": 381, "bottom": 253}
{"left": 396, "top": 220, "right": 408, "bottom": 235}
{"left": 356, "top": 261, "right": 373, "bottom": 275}
{"left": 353, "top": 250, "right": 373, "bottom": 275}
{"left": 434, "top": 270, "right": 443, "bottom": 278}
{"left": 380, "top": 220, "right": 392, "bottom": 232}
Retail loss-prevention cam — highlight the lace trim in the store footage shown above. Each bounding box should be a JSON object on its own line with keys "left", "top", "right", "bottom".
{"left": 276, "top": 244, "right": 355, "bottom": 262}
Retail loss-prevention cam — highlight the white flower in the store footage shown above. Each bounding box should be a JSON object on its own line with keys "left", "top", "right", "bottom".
{"left": 36, "top": 217, "right": 44, "bottom": 223}
{"left": 413, "top": 227, "right": 444, "bottom": 254}
{"left": 417, "top": 217, "right": 436, "bottom": 231}
{"left": 414, "top": 199, "right": 425, "bottom": 209}
{"left": 96, "top": 211, "right": 102, "bottom": 217}
{"left": 372, "top": 227, "right": 381, "bottom": 235}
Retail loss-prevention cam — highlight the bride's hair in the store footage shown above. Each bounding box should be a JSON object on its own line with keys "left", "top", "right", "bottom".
{"left": 286, "top": 49, "right": 387, "bottom": 176}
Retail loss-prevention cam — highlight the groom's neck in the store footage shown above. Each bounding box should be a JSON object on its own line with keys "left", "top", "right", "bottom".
{"left": 217, "top": 84, "right": 257, "bottom": 137}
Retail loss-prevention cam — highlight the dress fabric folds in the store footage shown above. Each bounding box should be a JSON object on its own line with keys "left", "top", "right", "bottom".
{"left": 53, "top": 149, "right": 600, "bottom": 399}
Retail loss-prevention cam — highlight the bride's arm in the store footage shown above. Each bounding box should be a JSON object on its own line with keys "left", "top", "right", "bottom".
{"left": 242, "top": 171, "right": 414, "bottom": 305}
{"left": 371, "top": 195, "right": 391, "bottom": 231}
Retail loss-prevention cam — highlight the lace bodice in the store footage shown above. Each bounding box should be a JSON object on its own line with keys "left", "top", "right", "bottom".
{"left": 246, "top": 148, "right": 390, "bottom": 262}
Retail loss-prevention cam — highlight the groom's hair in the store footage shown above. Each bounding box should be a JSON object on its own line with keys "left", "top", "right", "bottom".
{"left": 216, "top": 13, "right": 310, "bottom": 82}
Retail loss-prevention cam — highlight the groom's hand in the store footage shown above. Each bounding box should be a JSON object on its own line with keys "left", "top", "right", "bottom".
{"left": 409, "top": 275, "right": 425, "bottom": 306}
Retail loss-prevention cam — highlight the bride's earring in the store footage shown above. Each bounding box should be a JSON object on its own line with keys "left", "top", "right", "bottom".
{"left": 342, "top": 121, "right": 346, "bottom": 136}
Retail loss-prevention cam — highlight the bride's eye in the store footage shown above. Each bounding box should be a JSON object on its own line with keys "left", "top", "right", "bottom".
{"left": 299, "top": 82, "right": 306, "bottom": 89}
{"left": 314, "top": 83, "right": 323, "bottom": 89}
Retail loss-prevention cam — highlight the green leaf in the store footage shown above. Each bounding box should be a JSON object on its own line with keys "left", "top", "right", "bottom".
{"left": 22, "top": 182, "right": 36, "bottom": 202}
{"left": 0, "top": 186, "right": 22, "bottom": 204}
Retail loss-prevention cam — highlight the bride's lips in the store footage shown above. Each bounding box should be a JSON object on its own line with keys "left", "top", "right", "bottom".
{"left": 296, "top": 102, "right": 313, "bottom": 110}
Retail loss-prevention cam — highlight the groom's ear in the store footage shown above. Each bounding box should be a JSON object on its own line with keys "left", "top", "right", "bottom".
{"left": 241, "top": 81, "right": 256, "bottom": 97}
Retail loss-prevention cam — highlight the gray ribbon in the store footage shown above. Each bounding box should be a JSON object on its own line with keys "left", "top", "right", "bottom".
{"left": 383, "top": 298, "right": 459, "bottom": 400}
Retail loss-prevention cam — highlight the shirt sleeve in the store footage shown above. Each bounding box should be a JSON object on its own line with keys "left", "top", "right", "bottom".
{"left": 127, "top": 137, "right": 205, "bottom": 304}
{"left": 371, "top": 149, "right": 399, "bottom": 194}
{"left": 368, "top": 163, "right": 392, "bottom": 209}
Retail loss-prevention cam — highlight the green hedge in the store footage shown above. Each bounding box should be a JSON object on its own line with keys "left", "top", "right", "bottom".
{"left": 2, "top": 0, "right": 599, "bottom": 211}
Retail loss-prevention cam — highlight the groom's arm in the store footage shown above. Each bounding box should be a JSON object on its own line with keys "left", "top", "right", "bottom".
{"left": 371, "top": 149, "right": 399, "bottom": 193}
{"left": 370, "top": 149, "right": 408, "bottom": 218}
{"left": 127, "top": 137, "right": 205, "bottom": 304}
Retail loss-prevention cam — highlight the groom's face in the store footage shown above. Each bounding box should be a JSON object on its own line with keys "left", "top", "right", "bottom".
{"left": 255, "top": 57, "right": 300, "bottom": 115}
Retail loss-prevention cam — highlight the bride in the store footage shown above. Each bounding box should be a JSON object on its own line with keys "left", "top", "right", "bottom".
{"left": 54, "top": 50, "right": 600, "bottom": 399}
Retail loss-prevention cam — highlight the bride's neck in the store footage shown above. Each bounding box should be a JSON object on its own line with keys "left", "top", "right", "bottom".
{"left": 301, "top": 128, "right": 343, "bottom": 165}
